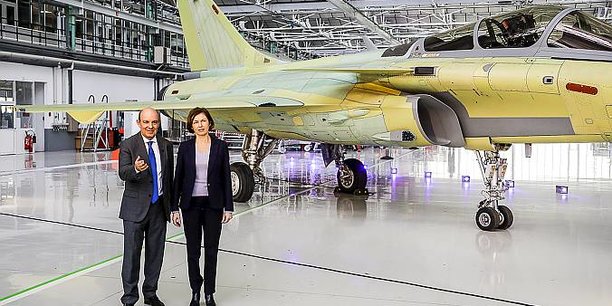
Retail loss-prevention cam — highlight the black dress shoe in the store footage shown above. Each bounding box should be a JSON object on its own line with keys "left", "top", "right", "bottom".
{"left": 123, "top": 304, "right": 134, "bottom": 306}
{"left": 204, "top": 294, "right": 216, "bottom": 306}
{"left": 144, "top": 296, "right": 165, "bottom": 306}
{"left": 190, "top": 292, "right": 200, "bottom": 306}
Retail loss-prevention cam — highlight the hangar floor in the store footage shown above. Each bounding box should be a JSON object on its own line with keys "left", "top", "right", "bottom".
{"left": 1, "top": 143, "right": 611, "bottom": 306}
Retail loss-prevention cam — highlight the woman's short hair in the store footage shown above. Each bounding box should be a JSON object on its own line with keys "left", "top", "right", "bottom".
{"left": 186, "top": 107, "right": 215, "bottom": 133}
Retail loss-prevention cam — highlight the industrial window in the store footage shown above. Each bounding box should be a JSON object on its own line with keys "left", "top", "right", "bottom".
{"left": 0, "top": 106, "right": 14, "bottom": 129}
{"left": 0, "top": 80, "right": 14, "bottom": 129}
{"left": 2, "top": 1, "right": 16, "bottom": 26}
{"left": 0, "top": 80, "right": 13, "bottom": 103}
{"left": 0, "top": 80, "right": 42, "bottom": 129}
{"left": 2, "top": 1, "right": 189, "bottom": 68}
{"left": 16, "top": 81, "right": 33, "bottom": 105}
{"left": 1, "top": 80, "right": 16, "bottom": 129}
{"left": 42, "top": 4, "right": 57, "bottom": 32}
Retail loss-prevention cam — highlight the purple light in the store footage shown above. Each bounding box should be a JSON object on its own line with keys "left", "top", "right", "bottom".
{"left": 556, "top": 185, "right": 568, "bottom": 194}
{"left": 505, "top": 180, "right": 515, "bottom": 188}
{"left": 424, "top": 171, "right": 432, "bottom": 178}
{"left": 461, "top": 175, "right": 470, "bottom": 183}
{"left": 391, "top": 168, "right": 398, "bottom": 174}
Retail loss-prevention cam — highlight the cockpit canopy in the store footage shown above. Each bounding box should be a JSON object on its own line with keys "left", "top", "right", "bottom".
{"left": 473, "top": 6, "right": 562, "bottom": 49}
{"left": 547, "top": 10, "right": 612, "bottom": 51}
{"left": 384, "top": 6, "right": 612, "bottom": 56}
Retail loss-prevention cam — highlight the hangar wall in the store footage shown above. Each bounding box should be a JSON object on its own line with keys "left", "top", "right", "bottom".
{"left": 0, "top": 62, "right": 164, "bottom": 155}
{"left": 0, "top": 62, "right": 52, "bottom": 155}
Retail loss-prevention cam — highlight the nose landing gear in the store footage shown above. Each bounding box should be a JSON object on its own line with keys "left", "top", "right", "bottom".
{"left": 475, "top": 150, "right": 514, "bottom": 231}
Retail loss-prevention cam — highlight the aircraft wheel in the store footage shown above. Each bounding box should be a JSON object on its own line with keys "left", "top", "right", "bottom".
{"left": 336, "top": 159, "right": 367, "bottom": 193}
{"left": 497, "top": 205, "right": 514, "bottom": 230}
{"left": 230, "top": 162, "right": 255, "bottom": 202}
{"left": 475, "top": 207, "right": 500, "bottom": 231}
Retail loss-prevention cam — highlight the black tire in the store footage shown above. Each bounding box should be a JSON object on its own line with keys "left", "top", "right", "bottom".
{"left": 336, "top": 159, "right": 367, "bottom": 193}
{"left": 230, "top": 162, "right": 255, "bottom": 202}
{"left": 497, "top": 205, "right": 514, "bottom": 230}
{"left": 476, "top": 207, "right": 500, "bottom": 231}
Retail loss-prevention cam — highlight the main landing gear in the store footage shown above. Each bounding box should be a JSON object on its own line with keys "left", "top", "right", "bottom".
{"left": 323, "top": 144, "right": 368, "bottom": 196}
{"left": 230, "top": 129, "right": 279, "bottom": 202}
{"left": 474, "top": 149, "right": 514, "bottom": 231}
{"left": 230, "top": 133, "right": 370, "bottom": 202}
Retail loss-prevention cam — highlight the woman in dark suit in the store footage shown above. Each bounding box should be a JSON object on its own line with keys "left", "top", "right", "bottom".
{"left": 171, "top": 107, "right": 234, "bottom": 306}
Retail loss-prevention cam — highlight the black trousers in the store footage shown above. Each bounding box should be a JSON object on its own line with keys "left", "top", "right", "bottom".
{"left": 121, "top": 202, "right": 167, "bottom": 304}
{"left": 182, "top": 196, "right": 223, "bottom": 295}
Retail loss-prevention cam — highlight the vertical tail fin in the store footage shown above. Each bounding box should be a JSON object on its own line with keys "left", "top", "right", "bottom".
{"left": 177, "top": 0, "right": 280, "bottom": 71}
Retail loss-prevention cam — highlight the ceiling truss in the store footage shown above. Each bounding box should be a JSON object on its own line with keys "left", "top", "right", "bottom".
{"left": 214, "top": 0, "right": 611, "bottom": 56}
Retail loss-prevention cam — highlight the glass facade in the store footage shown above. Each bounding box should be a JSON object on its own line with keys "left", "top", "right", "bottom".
{"left": 1, "top": 0, "right": 316, "bottom": 67}
{"left": 0, "top": 0, "right": 189, "bottom": 68}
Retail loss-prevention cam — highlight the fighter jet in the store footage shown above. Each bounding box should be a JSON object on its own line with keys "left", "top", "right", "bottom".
{"left": 16, "top": 2, "right": 612, "bottom": 231}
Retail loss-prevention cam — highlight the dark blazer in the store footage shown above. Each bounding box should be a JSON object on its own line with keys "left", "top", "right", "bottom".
{"left": 118, "top": 133, "right": 174, "bottom": 222}
{"left": 172, "top": 135, "right": 234, "bottom": 212}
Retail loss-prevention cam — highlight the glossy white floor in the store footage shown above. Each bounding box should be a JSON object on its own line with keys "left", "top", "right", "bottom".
{"left": 1, "top": 143, "right": 612, "bottom": 306}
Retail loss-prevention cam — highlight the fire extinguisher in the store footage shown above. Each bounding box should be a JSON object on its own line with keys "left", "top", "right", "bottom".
{"left": 24, "top": 130, "right": 35, "bottom": 153}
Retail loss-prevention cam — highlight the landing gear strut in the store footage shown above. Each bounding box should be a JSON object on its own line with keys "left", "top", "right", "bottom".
{"left": 322, "top": 144, "right": 368, "bottom": 195}
{"left": 475, "top": 149, "right": 514, "bottom": 231}
{"left": 230, "top": 129, "right": 279, "bottom": 202}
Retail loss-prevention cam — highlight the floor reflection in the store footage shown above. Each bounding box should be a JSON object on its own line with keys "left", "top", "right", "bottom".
{"left": 335, "top": 193, "right": 368, "bottom": 220}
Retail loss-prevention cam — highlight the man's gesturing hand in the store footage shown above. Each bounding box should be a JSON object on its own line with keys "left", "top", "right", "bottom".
{"left": 134, "top": 155, "right": 149, "bottom": 172}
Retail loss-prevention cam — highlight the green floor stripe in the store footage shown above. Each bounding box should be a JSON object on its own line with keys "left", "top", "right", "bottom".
{"left": 0, "top": 254, "right": 122, "bottom": 303}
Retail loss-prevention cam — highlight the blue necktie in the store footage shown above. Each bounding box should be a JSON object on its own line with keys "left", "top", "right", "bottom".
{"left": 148, "top": 141, "right": 159, "bottom": 204}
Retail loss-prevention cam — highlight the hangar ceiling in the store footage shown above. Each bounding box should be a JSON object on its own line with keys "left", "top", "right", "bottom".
{"left": 198, "top": 0, "right": 611, "bottom": 57}
{"left": 151, "top": 0, "right": 610, "bottom": 58}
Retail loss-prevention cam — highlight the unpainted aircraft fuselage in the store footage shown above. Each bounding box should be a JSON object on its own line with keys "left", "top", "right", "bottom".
{"left": 163, "top": 6, "right": 612, "bottom": 150}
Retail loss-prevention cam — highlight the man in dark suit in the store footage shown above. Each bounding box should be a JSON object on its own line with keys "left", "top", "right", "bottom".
{"left": 118, "top": 107, "right": 174, "bottom": 306}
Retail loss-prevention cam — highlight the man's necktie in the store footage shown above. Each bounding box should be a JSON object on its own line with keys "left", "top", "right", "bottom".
{"left": 148, "top": 141, "right": 159, "bottom": 204}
